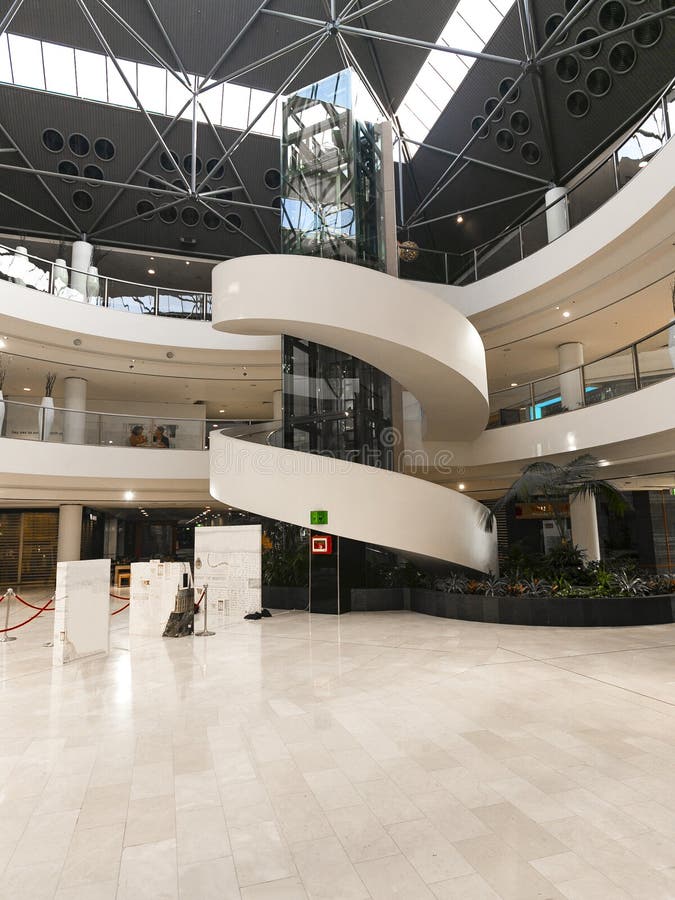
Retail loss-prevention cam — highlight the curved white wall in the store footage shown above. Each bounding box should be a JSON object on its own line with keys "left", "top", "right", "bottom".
{"left": 210, "top": 431, "right": 497, "bottom": 572}
{"left": 212, "top": 255, "right": 489, "bottom": 440}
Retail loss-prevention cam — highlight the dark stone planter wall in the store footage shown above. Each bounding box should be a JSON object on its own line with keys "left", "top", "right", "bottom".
{"left": 262, "top": 586, "right": 309, "bottom": 610}
{"left": 351, "top": 588, "right": 675, "bottom": 627}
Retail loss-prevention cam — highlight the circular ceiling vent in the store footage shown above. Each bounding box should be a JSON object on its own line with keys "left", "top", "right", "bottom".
{"left": 634, "top": 13, "right": 663, "bottom": 46}
{"left": 224, "top": 213, "right": 242, "bottom": 231}
{"left": 159, "top": 150, "right": 180, "bottom": 172}
{"left": 181, "top": 206, "right": 200, "bottom": 227}
{"left": 556, "top": 55, "right": 580, "bottom": 82}
{"left": 57, "top": 160, "right": 78, "bottom": 181}
{"left": 510, "top": 110, "right": 530, "bottom": 135}
{"left": 496, "top": 129, "right": 515, "bottom": 152}
{"left": 498, "top": 78, "right": 520, "bottom": 103}
{"left": 72, "top": 190, "right": 93, "bottom": 211}
{"left": 544, "top": 13, "right": 568, "bottom": 45}
{"left": 471, "top": 115, "right": 489, "bottom": 139}
{"left": 586, "top": 67, "right": 612, "bottom": 96}
{"left": 203, "top": 210, "right": 221, "bottom": 230}
{"left": 147, "top": 177, "right": 166, "bottom": 195}
{"left": 183, "top": 155, "right": 202, "bottom": 175}
{"left": 42, "top": 128, "right": 64, "bottom": 153}
{"left": 567, "top": 90, "right": 590, "bottom": 117}
{"left": 136, "top": 200, "right": 155, "bottom": 221}
{"left": 69, "top": 133, "right": 90, "bottom": 157}
{"left": 272, "top": 196, "right": 282, "bottom": 210}
{"left": 206, "top": 158, "right": 225, "bottom": 179}
{"left": 577, "top": 27, "right": 602, "bottom": 58}
{"left": 484, "top": 97, "right": 504, "bottom": 122}
{"left": 608, "top": 41, "right": 637, "bottom": 73}
{"left": 84, "top": 164, "right": 103, "bottom": 184}
{"left": 159, "top": 206, "right": 178, "bottom": 223}
{"left": 599, "top": 1, "right": 627, "bottom": 30}
{"left": 264, "top": 168, "right": 281, "bottom": 190}
{"left": 521, "top": 142, "right": 541, "bottom": 165}
{"left": 94, "top": 137, "right": 115, "bottom": 161}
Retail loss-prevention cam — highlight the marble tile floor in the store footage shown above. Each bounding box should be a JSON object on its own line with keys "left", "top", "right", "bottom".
{"left": 4, "top": 591, "right": 675, "bottom": 897}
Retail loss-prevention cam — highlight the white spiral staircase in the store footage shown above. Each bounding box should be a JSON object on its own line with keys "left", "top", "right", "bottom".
{"left": 210, "top": 255, "right": 498, "bottom": 573}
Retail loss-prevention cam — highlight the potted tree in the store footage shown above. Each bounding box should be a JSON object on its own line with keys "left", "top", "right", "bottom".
{"left": 38, "top": 372, "right": 57, "bottom": 441}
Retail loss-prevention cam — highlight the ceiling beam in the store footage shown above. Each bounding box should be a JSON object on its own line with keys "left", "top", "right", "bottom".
{"left": 0, "top": 187, "right": 79, "bottom": 235}
{"left": 406, "top": 186, "right": 547, "bottom": 230}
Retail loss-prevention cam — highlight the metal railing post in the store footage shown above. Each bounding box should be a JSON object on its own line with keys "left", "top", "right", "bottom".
{"left": 580, "top": 366, "right": 587, "bottom": 406}
{"left": 444, "top": 253, "right": 449, "bottom": 284}
{"left": 529, "top": 381, "right": 536, "bottom": 421}
{"left": 195, "top": 584, "right": 214, "bottom": 637}
{"left": 473, "top": 248, "right": 478, "bottom": 282}
{"left": 518, "top": 224, "right": 524, "bottom": 260}
{"left": 612, "top": 152, "right": 620, "bottom": 193}
{"left": 632, "top": 344, "right": 641, "bottom": 390}
{"left": 0, "top": 588, "right": 17, "bottom": 642}
{"left": 154, "top": 287, "right": 159, "bottom": 315}
{"left": 103, "top": 276, "right": 109, "bottom": 308}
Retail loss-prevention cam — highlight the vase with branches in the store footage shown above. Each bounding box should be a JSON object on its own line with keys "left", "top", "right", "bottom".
{"left": 482, "top": 454, "right": 629, "bottom": 557}
{"left": 39, "top": 371, "right": 57, "bottom": 440}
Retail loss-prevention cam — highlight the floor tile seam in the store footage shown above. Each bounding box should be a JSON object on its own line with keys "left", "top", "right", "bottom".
{"left": 539, "top": 658, "right": 675, "bottom": 710}
{"left": 539, "top": 641, "right": 675, "bottom": 662}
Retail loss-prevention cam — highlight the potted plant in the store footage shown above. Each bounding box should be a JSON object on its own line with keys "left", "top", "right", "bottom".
{"left": 0, "top": 354, "right": 7, "bottom": 435}
{"left": 38, "top": 372, "right": 56, "bottom": 441}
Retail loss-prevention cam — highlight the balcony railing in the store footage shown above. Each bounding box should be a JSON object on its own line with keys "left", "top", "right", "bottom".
{"left": 0, "top": 398, "right": 260, "bottom": 449}
{"left": 0, "top": 244, "right": 213, "bottom": 320}
{"left": 399, "top": 80, "right": 674, "bottom": 286}
{"left": 488, "top": 321, "right": 675, "bottom": 429}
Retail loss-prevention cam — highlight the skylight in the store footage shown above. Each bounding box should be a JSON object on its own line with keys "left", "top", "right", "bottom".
{"left": 0, "top": 32, "right": 284, "bottom": 138}
{"left": 395, "top": 0, "right": 514, "bottom": 155}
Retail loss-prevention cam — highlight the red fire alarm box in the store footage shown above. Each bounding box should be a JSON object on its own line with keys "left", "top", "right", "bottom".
{"left": 311, "top": 534, "right": 333, "bottom": 555}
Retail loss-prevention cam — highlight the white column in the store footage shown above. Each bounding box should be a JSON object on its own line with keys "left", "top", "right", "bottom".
{"left": 57, "top": 504, "right": 83, "bottom": 562}
{"left": 558, "top": 342, "right": 585, "bottom": 410}
{"left": 545, "top": 186, "right": 569, "bottom": 243}
{"left": 71, "top": 240, "right": 93, "bottom": 298}
{"left": 63, "top": 377, "right": 87, "bottom": 445}
{"left": 272, "top": 389, "right": 283, "bottom": 421}
{"left": 570, "top": 494, "right": 601, "bottom": 561}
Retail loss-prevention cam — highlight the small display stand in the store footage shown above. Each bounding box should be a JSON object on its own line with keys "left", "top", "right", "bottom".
{"left": 52, "top": 559, "right": 110, "bottom": 665}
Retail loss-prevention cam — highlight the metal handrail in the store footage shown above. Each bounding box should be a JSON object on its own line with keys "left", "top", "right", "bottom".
{"left": 402, "top": 77, "right": 674, "bottom": 283}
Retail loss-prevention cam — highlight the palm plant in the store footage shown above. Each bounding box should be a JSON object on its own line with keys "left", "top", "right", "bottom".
{"left": 482, "top": 454, "right": 629, "bottom": 543}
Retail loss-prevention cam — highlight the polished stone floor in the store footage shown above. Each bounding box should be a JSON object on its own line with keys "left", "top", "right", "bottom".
{"left": 4, "top": 593, "right": 675, "bottom": 899}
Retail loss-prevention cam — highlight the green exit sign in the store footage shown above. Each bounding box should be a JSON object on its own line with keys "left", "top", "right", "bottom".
{"left": 310, "top": 510, "right": 328, "bottom": 525}
{"left": 671, "top": 489, "right": 675, "bottom": 496}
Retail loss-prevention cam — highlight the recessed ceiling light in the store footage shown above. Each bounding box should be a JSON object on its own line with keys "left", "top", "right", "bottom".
{"left": 150, "top": 257, "right": 154, "bottom": 260}
{"left": 124, "top": 490, "right": 135, "bottom": 501}
{"left": 562, "top": 311, "right": 571, "bottom": 318}
{"left": 458, "top": 483, "right": 466, "bottom": 491}
{"left": 148, "top": 268, "right": 155, "bottom": 275}
{"left": 597, "top": 459, "right": 610, "bottom": 467}
{"left": 510, "top": 382, "right": 518, "bottom": 387}
{"left": 185, "top": 260, "right": 190, "bottom": 265}
{"left": 219, "top": 408, "right": 225, "bottom": 413}
{"left": 456, "top": 215, "right": 464, "bottom": 224}
{"left": 23, "top": 386, "right": 31, "bottom": 391}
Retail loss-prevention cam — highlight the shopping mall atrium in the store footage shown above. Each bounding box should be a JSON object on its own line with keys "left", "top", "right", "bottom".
{"left": 0, "top": 0, "right": 674, "bottom": 897}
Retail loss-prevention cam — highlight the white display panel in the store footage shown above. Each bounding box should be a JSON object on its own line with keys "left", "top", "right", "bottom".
{"left": 52, "top": 558, "right": 110, "bottom": 665}
{"left": 129, "top": 560, "right": 191, "bottom": 636}
{"left": 194, "top": 525, "right": 262, "bottom": 617}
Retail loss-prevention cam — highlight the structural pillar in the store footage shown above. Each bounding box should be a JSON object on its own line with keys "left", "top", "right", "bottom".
{"left": 57, "top": 504, "right": 83, "bottom": 562}
{"left": 558, "top": 342, "right": 585, "bottom": 411}
{"left": 545, "top": 186, "right": 569, "bottom": 243}
{"left": 71, "top": 240, "right": 93, "bottom": 298}
{"left": 63, "top": 377, "right": 87, "bottom": 445}
{"left": 378, "top": 120, "right": 398, "bottom": 277}
{"left": 570, "top": 494, "right": 601, "bottom": 561}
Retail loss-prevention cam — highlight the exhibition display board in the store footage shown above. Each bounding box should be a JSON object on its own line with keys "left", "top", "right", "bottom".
{"left": 52, "top": 558, "right": 110, "bottom": 665}
{"left": 194, "top": 525, "right": 262, "bottom": 617}
{"left": 129, "top": 559, "right": 191, "bottom": 636}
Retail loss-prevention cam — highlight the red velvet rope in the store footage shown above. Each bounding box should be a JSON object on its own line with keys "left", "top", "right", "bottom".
{"left": 14, "top": 594, "right": 55, "bottom": 612}
{"left": 111, "top": 601, "right": 130, "bottom": 616}
{"left": 0, "top": 595, "right": 56, "bottom": 632}
{"left": 195, "top": 587, "right": 206, "bottom": 609}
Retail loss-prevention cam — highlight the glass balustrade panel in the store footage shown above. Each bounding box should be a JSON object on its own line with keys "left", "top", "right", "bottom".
{"left": 583, "top": 348, "right": 636, "bottom": 405}
{"left": 636, "top": 326, "right": 675, "bottom": 388}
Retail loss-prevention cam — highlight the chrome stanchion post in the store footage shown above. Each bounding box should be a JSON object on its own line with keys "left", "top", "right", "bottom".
{"left": 195, "top": 584, "right": 214, "bottom": 637}
{"left": 0, "top": 588, "right": 17, "bottom": 642}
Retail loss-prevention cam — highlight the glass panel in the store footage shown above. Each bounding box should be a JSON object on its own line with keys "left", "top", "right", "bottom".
{"left": 8, "top": 34, "right": 45, "bottom": 89}
{"left": 43, "top": 42, "right": 76, "bottom": 96}
{"left": 75, "top": 49, "right": 107, "bottom": 102}
{"left": 568, "top": 156, "right": 616, "bottom": 227}
{"left": 475, "top": 229, "right": 521, "bottom": 278}
{"left": 583, "top": 348, "right": 636, "bottom": 405}
{"left": 521, "top": 208, "right": 548, "bottom": 257}
{"left": 667, "top": 88, "right": 675, "bottom": 137}
{"left": 616, "top": 108, "right": 667, "bottom": 187}
{"left": 106, "top": 281, "right": 155, "bottom": 314}
{"left": 107, "top": 58, "right": 136, "bottom": 106}
{"left": 635, "top": 326, "right": 675, "bottom": 388}
{"left": 532, "top": 374, "right": 567, "bottom": 419}
{"left": 487, "top": 384, "right": 532, "bottom": 428}
{"left": 137, "top": 62, "right": 166, "bottom": 114}
{"left": 397, "top": 247, "right": 447, "bottom": 283}
{"left": 157, "top": 291, "right": 203, "bottom": 318}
